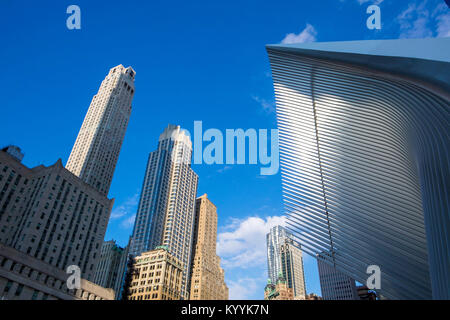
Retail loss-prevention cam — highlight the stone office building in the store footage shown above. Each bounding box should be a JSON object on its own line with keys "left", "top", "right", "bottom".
{"left": 93, "top": 239, "right": 129, "bottom": 299}
{"left": 0, "top": 147, "right": 114, "bottom": 299}
{"left": 128, "top": 246, "right": 183, "bottom": 300}
{"left": 0, "top": 64, "right": 136, "bottom": 300}
{"left": 0, "top": 147, "right": 113, "bottom": 281}
{"left": 189, "top": 194, "right": 228, "bottom": 300}
{"left": 0, "top": 243, "right": 114, "bottom": 300}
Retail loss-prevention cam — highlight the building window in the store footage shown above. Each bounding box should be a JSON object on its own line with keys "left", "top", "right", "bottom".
{"left": 31, "top": 290, "right": 39, "bottom": 300}
{"left": 3, "top": 280, "right": 12, "bottom": 294}
{"left": 15, "top": 284, "right": 24, "bottom": 296}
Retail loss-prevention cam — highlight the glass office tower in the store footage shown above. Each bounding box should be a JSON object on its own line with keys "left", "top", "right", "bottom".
{"left": 130, "top": 125, "right": 199, "bottom": 299}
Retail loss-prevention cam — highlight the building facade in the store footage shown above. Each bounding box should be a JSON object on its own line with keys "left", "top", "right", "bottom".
{"left": 266, "top": 225, "right": 292, "bottom": 285}
{"left": 128, "top": 246, "right": 183, "bottom": 300}
{"left": 267, "top": 38, "right": 450, "bottom": 299}
{"left": 130, "top": 125, "right": 199, "bottom": 299}
{"left": 264, "top": 273, "right": 294, "bottom": 300}
{"left": 317, "top": 252, "right": 359, "bottom": 300}
{"left": 189, "top": 194, "right": 228, "bottom": 300}
{"left": 357, "top": 285, "right": 378, "bottom": 300}
{"left": 0, "top": 243, "right": 114, "bottom": 300}
{"left": 305, "top": 293, "right": 323, "bottom": 300}
{"left": 279, "top": 238, "right": 306, "bottom": 299}
{"left": 266, "top": 225, "right": 306, "bottom": 299}
{"left": 0, "top": 148, "right": 112, "bottom": 282}
{"left": 0, "top": 64, "right": 134, "bottom": 300}
{"left": 66, "top": 65, "right": 135, "bottom": 196}
{"left": 93, "top": 239, "right": 129, "bottom": 300}
{"left": 2, "top": 146, "right": 24, "bottom": 162}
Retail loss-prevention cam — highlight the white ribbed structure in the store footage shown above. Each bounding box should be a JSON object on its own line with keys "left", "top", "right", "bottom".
{"left": 267, "top": 38, "right": 449, "bottom": 300}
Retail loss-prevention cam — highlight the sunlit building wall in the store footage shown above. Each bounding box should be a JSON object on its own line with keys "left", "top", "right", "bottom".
{"left": 267, "top": 38, "right": 450, "bottom": 299}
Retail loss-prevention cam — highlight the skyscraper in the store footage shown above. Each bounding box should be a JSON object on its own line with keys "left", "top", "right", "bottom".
{"left": 0, "top": 148, "right": 114, "bottom": 300}
{"left": 66, "top": 65, "right": 135, "bottom": 196}
{"left": 0, "top": 64, "right": 134, "bottom": 300}
{"left": 317, "top": 252, "right": 359, "bottom": 300}
{"left": 266, "top": 226, "right": 291, "bottom": 284}
{"left": 266, "top": 38, "right": 450, "bottom": 299}
{"left": 93, "top": 239, "right": 129, "bottom": 300}
{"left": 0, "top": 148, "right": 112, "bottom": 282}
{"left": 189, "top": 194, "right": 228, "bottom": 300}
{"left": 279, "top": 238, "right": 306, "bottom": 299}
{"left": 267, "top": 226, "right": 306, "bottom": 299}
{"left": 130, "top": 125, "right": 198, "bottom": 299}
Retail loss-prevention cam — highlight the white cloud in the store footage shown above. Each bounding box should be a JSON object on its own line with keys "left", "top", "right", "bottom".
{"left": 110, "top": 193, "right": 139, "bottom": 219}
{"left": 251, "top": 95, "right": 275, "bottom": 114}
{"left": 435, "top": 3, "right": 450, "bottom": 37}
{"left": 357, "top": 0, "right": 384, "bottom": 5}
{"left": 219, "top": 217, "right": 243, "bottom": 232}
{"left": 281, "top": 24, "right": 317, "bottom": 44}
{"left": 217, "top": 215, "right": 286, "bottom": 269}
{"left": 228, "top": 276, "right": 266, "bottom": 300}
{"left": 217, "top": 165, "right": 232, "bottom": 174}
{"left": 110, "top": 193, "right": 139, "bottom": 229}
{"left": 397, "top": 0, "right": 450, "bottom": 39}
{"left": 397, "top": 1, "right": 433, "bottom": 38}
{"left": 121, "top": 213, "right": 136, "bottom": 229}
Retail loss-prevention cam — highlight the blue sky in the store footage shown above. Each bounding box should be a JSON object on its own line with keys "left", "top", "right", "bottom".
{"left": 0, "top": 0, "right": 448, "bottom": 299}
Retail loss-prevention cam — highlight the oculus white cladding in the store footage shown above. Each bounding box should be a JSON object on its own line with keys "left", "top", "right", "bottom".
{"left": 266, "top": 38, "right": 450, "bottom": 300}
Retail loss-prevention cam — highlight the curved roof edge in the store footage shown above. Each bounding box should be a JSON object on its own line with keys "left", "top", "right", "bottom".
{"left": 266, "top": 38, "right": 450, "bottom": 96}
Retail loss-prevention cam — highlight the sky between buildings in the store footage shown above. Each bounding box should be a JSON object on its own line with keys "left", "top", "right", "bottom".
{"left": 0, "top": 0, "right": 448, "bottom": 299}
